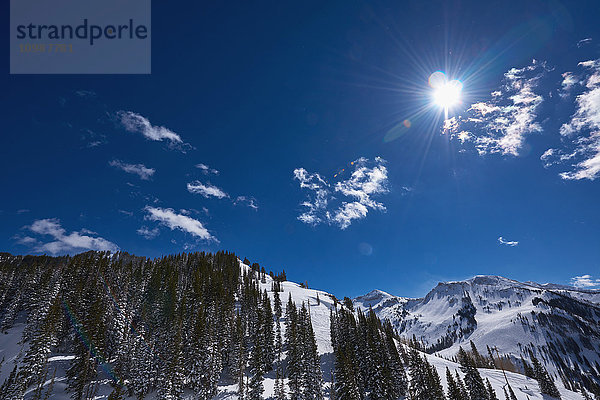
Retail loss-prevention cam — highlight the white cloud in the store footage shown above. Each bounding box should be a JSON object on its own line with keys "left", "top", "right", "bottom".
{"left": 187, "top": 181, "right": 229, "bottom": 199}
{"left": 196, "top": 163, "right": 219, "bottom": 175}
{"left": 235, "top": 196, "right": 258, "bottom": 210}
{"left": 294, "top": 157, "right": 389, "bottom": 229}
{"left": 498, "top": 236, "right": 519, "bottom": 247}
{"left": 444, "top": 61, "right": 545, "bottom": 156}
{"left": 109, "top": 160, "right": 155, "bottom": 180}
{"left": 137, "top": 226, "right": 160, "bottom": 239}
{"left": 546, "top": 59, "right": 600, "bottom": 180}
{"left": 560, "top": 72, "right": 579, "bottom": 94}
{"left": 16, "top": 236, "right": 37, "bottom": 245}
{"left": 20, "top": 218, "right": 118, "bottom": 255}
{"left": 570, "top": 274, "right": 600, "bottom": 289}
{"left": 144, "top": 206, "right": 216, "bottom": 242}
{"left": 577, "top": 38, "right": 592, "bottom": 48}
{"left": 117, "top": 111, "right": 183, "bottom": 143}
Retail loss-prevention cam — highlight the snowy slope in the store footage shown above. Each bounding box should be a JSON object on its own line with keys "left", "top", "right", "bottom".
{"left": 354, "top": 275, "right": 600, "bottom": 390}
{"left": 0, "top": 258, "right": 589, "bottom": 400}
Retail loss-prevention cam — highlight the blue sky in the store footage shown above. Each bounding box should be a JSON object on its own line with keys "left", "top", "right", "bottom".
{"left": 2, "top": 0, "right": 600, "bottom": 298}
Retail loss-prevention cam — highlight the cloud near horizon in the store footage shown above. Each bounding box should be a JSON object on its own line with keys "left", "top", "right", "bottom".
{"left": 294, "top": 157, "right": 389, "bottom": 229}
{"left": 109, "top": 160, "right": 155, "bottom": 180}
{"left": 17, "top": 218, "right": 119, "bottom": 255}
{"left": 570, "top": 274, "right": 600, "bottom": 289}
{"left": 144, "top": 206, "right": 217, "bottom": 242}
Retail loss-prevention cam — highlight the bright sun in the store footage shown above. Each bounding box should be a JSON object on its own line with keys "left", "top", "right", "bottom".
{"left": 429, "top": 71, "right": 463, "bottom": 117}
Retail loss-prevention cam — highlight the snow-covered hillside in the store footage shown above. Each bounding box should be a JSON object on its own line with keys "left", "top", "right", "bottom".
{"left": 0, "top": 253, "right": 591, "bottom": 399}
{"left": 354, "top": 275, "right": 600, "bottom": 394}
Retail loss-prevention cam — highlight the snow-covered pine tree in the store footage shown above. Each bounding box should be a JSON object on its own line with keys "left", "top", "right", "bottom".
{"left": 248, "top": 335, "right": 264, "bottom": 400}
{"left": 330, "top": 308, "right": 363, "bottom": 400}
{"left": 0, "top": 364, "right": 25, "bottom": 400}
{"left": 383, "top": 320, "right": 408, "bottom": 398}
{"left": 18, "top": 293, "right": 61, "bottom": 386}
{"left": 274, "top": 365, "right": 287, "bottom": 400}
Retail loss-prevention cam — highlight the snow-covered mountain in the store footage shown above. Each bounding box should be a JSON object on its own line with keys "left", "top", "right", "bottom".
{"left": 0, "top": 252, "right": 593, "bottom": 399}
{"left": 354, "top": 275, "right": 600, "bottom": 392}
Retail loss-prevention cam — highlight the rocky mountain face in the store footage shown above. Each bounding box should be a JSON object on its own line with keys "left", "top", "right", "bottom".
{"left": 354, "top": 275, "right": 600, "bottom": 391}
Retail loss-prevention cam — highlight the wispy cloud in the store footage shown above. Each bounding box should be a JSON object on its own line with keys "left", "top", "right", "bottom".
{"left": 235, "top": 196, "right": 259, "bottom": 210}
{"left": 443, "top": 60, "right": 545, "bottom": 156}
{"left": 577, "top": 38, "right": 592, "bottom": 48}
{"left": 543, "top": 59, "right": 600, "bottom": 180}
{"left": 144, "top": 206, "right": 217, "bottom": 242}
{"left": 196, "top": 163, "right": 219, "bottom": 175}
{"left": 117, "top": 111, "right": 184, "bottom": 145}
{"left": 498, "top": 236, "right": 519, "bottom": 247}
{"left": 75, "top": 90, "right": 97, "bottom": 99}
{"left": 17, "top": 218, "right": 118, "bottom": 255}
{"left": 294, "top": 157, "right": 389, "bottom": 229}
{"left": 570, "top": 274, "right": 600, "bottom": 289}
{"left": 109, "top": 160, "right": 155, "bottom": 180}
{"left": 187, "top": 181, "right": 229, "bottom": 199}
{"left": 136, "top": 226, "right": 160, "bottom": 239}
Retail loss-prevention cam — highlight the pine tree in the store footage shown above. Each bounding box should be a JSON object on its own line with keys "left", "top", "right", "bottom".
{"left": 425, "top": 358, "right": 447, "bottom": 400}
{"left": 261, "top": 290, "right": 276, "bottom": 372}
{"left": 383, "top": 321, "right": 408, "bottom": 398}
{"left": 505, "top": 384, "right": 517, "bottom": 400}
{"left": 248, "top": 341, "right": 264, "bottom": 400}
{"left": 447, "top": 368, "right": 466, "bottom": 400}
{"left": 286, "top": 295, "right": 302, "bottom": 400}
{"left": 408, "top": 348, "right": 430, "bottom": 400}
{"left": 0, "top": 365, "right": 22, "bottom": 400}
{"left": 485, "top": 378, "right": 498, "bottom": 400}
{"left": 300, "top": 303, "right": 324, "bottom": 399}
{"left": 458, "top": 346, "right": 488, "bottom": 400}
{"left": 531, "top": 354, "right": 561, "bottom": 398}
{"left": 455, "top": 371, "right": 470, "bottom": 400}
{"left": 274, "top": 365, "right": 287, "bottom": 400}
{"left": 521, "top": 356, "right": 535, "bottom": 378}
{"left": 581, "top": 386, "right": 594, "bottom": 400}
{"left": 330, "top": 309, "right": 362, "bottom": 400}
{"left": 274, "top": 291, "right": 283, "bottom": 363}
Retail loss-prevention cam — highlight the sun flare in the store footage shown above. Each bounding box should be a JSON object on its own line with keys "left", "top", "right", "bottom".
{"left": 429, "top": 71, "right": 463, "bottom": 118}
